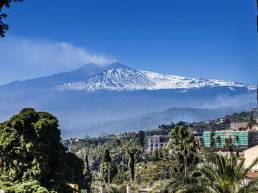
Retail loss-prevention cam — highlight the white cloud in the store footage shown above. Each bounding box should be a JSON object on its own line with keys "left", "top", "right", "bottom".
{"left": 201, "top": 93, "right": 255, "bottom": 109}
{"left": 0, "top": 36, "right": 115, "bottom": 84}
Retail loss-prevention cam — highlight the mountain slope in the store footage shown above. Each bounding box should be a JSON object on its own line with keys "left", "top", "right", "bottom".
{"left": 0, "top": 62, "right": 255, "bottom": 137}
{"left": 0, "top": 62, "right": 254, "bottom": 93}
{"left": 67, "top": 107, "right": 243, "bottom": 137}
{"left": 0, "top": 63, "right": 117, "bottom": 92}
{"left": 50, "top": 63, "right": 254, "bottom": 92}
{"left": 141, "top": 71, "right": 254, "bottom": 90}
{"left": 55, "top": 65, "right": 155, "bottom": 91}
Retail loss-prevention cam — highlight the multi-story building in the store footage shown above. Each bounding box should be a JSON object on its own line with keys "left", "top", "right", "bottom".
{"left": 147, "top": 135, "right": 170, "bottom": 153}
{"left": 202, "top": 130, "right": 258, "bottom": 150}
{"left": 230, "top": 122, "right": 249, "bottom": 130}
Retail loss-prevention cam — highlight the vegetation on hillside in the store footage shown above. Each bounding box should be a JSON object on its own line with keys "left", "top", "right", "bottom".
{"left": 1, "top": 109, "right": 258, "bottom": 192}
{"left": 65, "top": 110, "right": 258, "bottom": 193}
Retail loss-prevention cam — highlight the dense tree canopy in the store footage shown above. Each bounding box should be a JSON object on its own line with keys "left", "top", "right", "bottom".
{"left": 0, "top": 108, "right": 84, "bottom": 192}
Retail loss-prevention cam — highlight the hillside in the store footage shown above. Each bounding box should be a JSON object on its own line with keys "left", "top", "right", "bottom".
{"left": 70, "top": 107, "right": 247, "bottom": 137}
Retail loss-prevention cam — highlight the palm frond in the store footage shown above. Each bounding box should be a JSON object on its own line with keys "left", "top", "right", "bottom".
{"left": 238, "top": 177, "right": 258, "bottom": 193}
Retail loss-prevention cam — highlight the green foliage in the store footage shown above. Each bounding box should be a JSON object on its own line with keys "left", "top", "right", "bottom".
{"left": 136, "top": 158, "right": 173, "bottom": 185}
{"left": 102, "top": 149, "right": 112, "bottom": 163}
{"left": 99, "top": 149, "right": 118, "bottom": 184}
{"left": 66, "top": 110, "right": 258, "bottom": 193}
{"left": 0, "top": 108, "right": 84, "bottom": 192}
{"left": 136, "top": 131, "right": 145, "bottom": 148}
{"left": 123, "top": 142, "right": 140, "bottom": 182}
{"left": 151, "top": 175, "right": 208, "bottom": 193}
{"left": 168, "top": 125, "right": 198, "bottom": 177}
{"left": 82, "top": 152, "right": 92, "bottom": 192}
{"left": 199, "top": 155, "right": 258, "bottom": 193}
{"left": 0, "top": 180, "right": 52, "bottom": 193}
{"left": 224, "top": 137, "right": 234, "bottom": 153}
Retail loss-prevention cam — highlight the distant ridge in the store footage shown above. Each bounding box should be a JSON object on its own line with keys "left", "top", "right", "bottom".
{"left": 67, "top": 107, "right": 241, "bottom": 137}
{"left": 0, "top": 62, "right": 255, "bottom": 137}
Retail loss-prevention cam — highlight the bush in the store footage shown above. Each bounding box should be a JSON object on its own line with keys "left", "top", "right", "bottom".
{"left": 0, "top": 180, "right": 54, "bottom": 193}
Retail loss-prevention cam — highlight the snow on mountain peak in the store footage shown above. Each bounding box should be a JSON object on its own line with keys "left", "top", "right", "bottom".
{"left": 54, "top": 64, "right": 254, "bottom": 92}
{"left": 141, "top": 71, "right": 254, "bottom": 90}
{"left": 56, "top": 65, "right": 154, "bottom": 91}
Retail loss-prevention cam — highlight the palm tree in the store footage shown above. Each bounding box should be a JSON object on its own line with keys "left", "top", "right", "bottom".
{"left": 150, "top": 171, "right": 208, "bottom": 193}
{"left": 153, "top": 126, "right": 206, "bottom": 193}
{"left": 224, "top": 137, "right": 234, "bottom": 154}
{"left": 123, "top": 142, "right": 139, "bottom": 181}
{"left": 100, "top": 162, "right": 112, "bottom": 184}
{"left": 168, "top": 126, "right": 198, "bottom": 178}
{"left": 199, "top": 154, "right": 258, "bottom": 193}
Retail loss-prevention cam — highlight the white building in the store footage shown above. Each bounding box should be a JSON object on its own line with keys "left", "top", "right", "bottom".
{"left": 147, "top": 135, "right": 169, "bottom": 153}
{"left": 243, "top": 144, "right": 258, "bottom": 171}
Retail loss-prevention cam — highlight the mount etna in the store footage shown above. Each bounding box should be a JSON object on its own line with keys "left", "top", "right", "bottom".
{"left": 0, "top": 62, "right": 255, "bottom": 137}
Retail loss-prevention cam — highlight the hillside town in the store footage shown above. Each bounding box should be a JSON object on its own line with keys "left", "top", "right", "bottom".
{"left": 61, "top": 107, "right": 258, "bottom": 193}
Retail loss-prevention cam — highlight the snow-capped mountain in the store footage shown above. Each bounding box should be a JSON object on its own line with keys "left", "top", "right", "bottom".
{"left": 54, "top": 62, "right": 254, "bottom": 92}
{"left": 0, "top": 62, "right": 255, "bottom": 137}
{"left": 141, "top": 71, "right": 254, "bottom": 90}
{"left": 56, "top": 64, "right": 154, "bottom": 92}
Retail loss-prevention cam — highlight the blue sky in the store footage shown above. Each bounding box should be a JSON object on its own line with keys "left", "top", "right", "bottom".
{"left": 0, "top": 0, "right": 257, "bottom": 84}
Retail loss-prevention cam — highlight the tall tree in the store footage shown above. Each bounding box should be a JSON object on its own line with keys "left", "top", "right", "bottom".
{"left": 102, "top": 149, "right": 112, "bottom": 163}
{"left": 168, "top": 125, "right": 198, "bottom": 178}
{"left": 83, "top": 152, "right": 92, "bottom": 193}
{"left": 137, "top": 130, "right": 145, "bottom": 149}
{"left": 0, "top": 108, "right": 84, "bottom": 192}
{"left": 124, "top": 142, "right": 139, "bottom": 182}
{"left": 101, "top": 149, "right": 112, "bottom": 184}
